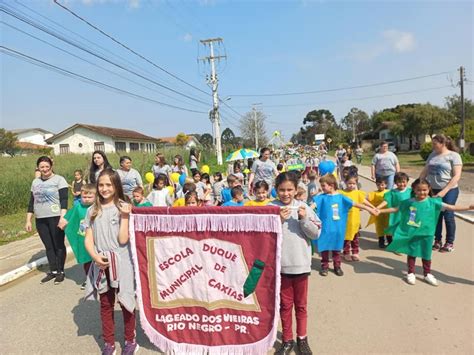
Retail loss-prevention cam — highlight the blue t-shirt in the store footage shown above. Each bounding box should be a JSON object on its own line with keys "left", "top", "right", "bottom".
{"left": 221, "top": 188, "right": 232, "bottom": 203}
{"left": 313, "top": 193, "right": 353, "bottom": 252}
{"left": 222, "top": 200, "right": 244, "bottom": 207}
{"left": 319, "top": 160, "right": 336, "bottom": 176}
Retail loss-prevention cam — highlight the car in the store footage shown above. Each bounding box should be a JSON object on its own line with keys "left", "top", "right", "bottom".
{"left": 375, "top": 142, "right": 397, "bottom": 153}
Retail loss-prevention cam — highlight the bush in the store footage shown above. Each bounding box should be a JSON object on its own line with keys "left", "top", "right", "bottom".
{"left": 420, "top": 142, "right": 432, "bottom": 161}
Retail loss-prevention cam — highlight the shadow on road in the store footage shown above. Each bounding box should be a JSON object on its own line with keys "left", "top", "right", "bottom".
{"left": 27, "top": 250, "right": 45, "bottom": 264}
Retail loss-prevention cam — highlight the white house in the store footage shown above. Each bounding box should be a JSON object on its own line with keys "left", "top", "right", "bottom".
{"left": 158, "top": 135, "right": 202, "bottom": 150}
{"left": 11, "top": 128, "right": 54, "bottom": 146}
{"left": 376, "top": 121, "right": 431, "bottom": 151}
{"left": 46, "top": 123, "right": 157, "bottom": 155}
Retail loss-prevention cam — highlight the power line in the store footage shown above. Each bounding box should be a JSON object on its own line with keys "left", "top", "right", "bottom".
{"left": 1, "top": 20, "right": 204, "bottom": 107}
{"left": 1, "top": 5, "right": 210, "bottom": 107}
{"left": 53, "top": 0, "right": 211, "bottom": 98}
{"left": 1, "top": 46, "right": 207, "bottom": 114}
{"left": 228, "top": 71, "right": 454, "bottom": 97}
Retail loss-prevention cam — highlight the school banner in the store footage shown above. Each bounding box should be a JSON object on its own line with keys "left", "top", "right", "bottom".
{"left": 130, "top": 206, "right": 282, "bottom": 354}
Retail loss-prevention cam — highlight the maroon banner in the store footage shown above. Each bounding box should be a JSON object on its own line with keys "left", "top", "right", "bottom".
{"left": 130, "top": 207, "right": 282, "bottom": 354}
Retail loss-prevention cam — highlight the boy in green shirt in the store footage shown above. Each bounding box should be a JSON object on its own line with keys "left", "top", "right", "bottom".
{"left": 132, "top": 186, "right": 153, "bottom": 207}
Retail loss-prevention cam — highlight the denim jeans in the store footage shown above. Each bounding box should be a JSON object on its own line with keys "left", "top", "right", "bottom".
{"left": 432, "top": 187, "right": 459, "bottom": 244}
{"left": 376, "top": 174, "right": 395, "bottom": 190}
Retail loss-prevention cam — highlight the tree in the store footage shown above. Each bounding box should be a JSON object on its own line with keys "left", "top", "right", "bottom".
{"left": 445, "top": 94, "right": 474, "bottom": 122}
{"left": 199, "top": 133, "right": 213, "bottom": 147}
{"left": 399, "top": 104, "right": 454, "bottom": 137}
{"left": 175, "top": 133, "right": 188, "bottom": 147}
{"left": 0, "top": 129, "right": 18, "bottom": 156}
{"left": 341, "top": 107, "right": 370, "bottom": 143}
{"left": 370, "top": 110, "right": 400, "bottom": 130}
{"left": 221, "top": 128, "right": 236, "bottom": 147}
{"left": 299, "top": 109, "right": 339, "bottom": 144}
{"left": 239, "top": 110, "right": 268, "bottom": 148}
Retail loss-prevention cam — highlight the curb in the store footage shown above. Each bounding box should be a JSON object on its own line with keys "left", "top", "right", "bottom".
{"left": 0, "top": 246, "right": 72, "bottom": 286}
{"left": 358, "top": 173, "right": 474, "bottom": 224}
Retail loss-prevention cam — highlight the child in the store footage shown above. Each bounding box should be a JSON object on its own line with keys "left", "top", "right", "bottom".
{"left": 245, "top": 181, "right": 271, "bottom": 206}
{"left": 147, "top": 173, "right": 173, "bottom": 207}
{"left": 132, "top": 186, "right": 152, "bottom": 207}
{"left": 192, "top": 171, "right": 208, "bottom": 201}
{"left": 233, "top": 161, "right": 244, "bottom": 184}
{"left": 83, "top": 169, "right": 138, "bottom": 354}
{"left": 314, "top": 174, "right": 376, "bottom": 276}
{"left": 212, "top": 172, "right": 225, "bottom": 206}
{"left": 71, "top": 169, "right": 85, "bottom": 205}
{"left": 306, "top": 171, "right": 318, "bottom": 205}
{"left": 295, "top": 186, "right": 308, "bottom": 203}
{"left": 378, "top": 179, "right": 474, "bottom": 286}
{"left": 222, "top": 186, "right": 244, "bottom": 206}
{"left": 376, "top": 172, "right": 411, "bottom": 245}
{"left": 366, "top": 177, "right": 389, "bottom": 248}
{"left": 200, "top": 173, "right": 213, "bottom": 206}
{"left": 58, "top": 183, "right": 95, "bottom": 289}
{"left": 185, "top": 191, "right": 201, "bottom": 207}
{"left": 173, "top": 182, "right": 196, "bottom": 207}
{"left": 340, "top": 175, "right": 375, "bottom": 261}
{"left": 270, "top": 172, "right": 321, "bottom": 355}
{"left": 221, "top": 174, "right": 241, "bottom": 204}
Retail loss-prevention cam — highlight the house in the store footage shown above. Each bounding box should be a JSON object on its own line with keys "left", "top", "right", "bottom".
{"left": 46, "top": 123, "right": 157, "bottom": 155}
{"left": 157, "top": 135, "right": 201, "bottom": 150}
{"left": 11, "top": 128, "right": 54, "bottom": 146}
{"left": 375, "top": 121, "right": 431, "bottom": 151}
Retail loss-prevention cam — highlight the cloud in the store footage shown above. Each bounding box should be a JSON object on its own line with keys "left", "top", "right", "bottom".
{"left": 382, "top": 30, "right": 416, "bottom": 52}
{"left": 350, "top": 29, "right": 416, "bottom": 62}
{"left": 183, "top": 33, "right": 193, "bottom": 42}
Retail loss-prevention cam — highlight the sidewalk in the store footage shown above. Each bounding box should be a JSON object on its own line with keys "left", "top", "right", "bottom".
{"left": 355, "top": 163, "right": 474, "bottom": 223}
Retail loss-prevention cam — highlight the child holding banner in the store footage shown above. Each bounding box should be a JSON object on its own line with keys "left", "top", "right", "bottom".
{"left": 83, "top": 169, "right": 138, "bottom": 355}
{"left": 270, "top": 172, "right": 321, "bottom": 355}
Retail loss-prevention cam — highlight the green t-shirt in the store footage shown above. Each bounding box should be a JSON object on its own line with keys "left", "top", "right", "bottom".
{"left": 384, "top": 187, "right": 412, "bottom": 234}
{"left": 133, "top": 200, "right": 153, "bottom": 207}
{"left": 64, "top": 203, "right": 92, "bottom": 264}
{"left": 386, "top": 197, "right": 443, "bottom": 260}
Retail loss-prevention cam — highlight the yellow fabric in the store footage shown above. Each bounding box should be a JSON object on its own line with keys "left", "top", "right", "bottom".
{"left": 244, "top": 199, "right": 271, "bottom": 206}
{"left": 366, "top": 190, "right": 389, "bottom": 236}
{"left": 340, "top": 189, "right": 366, "bottom": 241}
{"left": 172, "top": 198, "right": 185, "bottom": 207}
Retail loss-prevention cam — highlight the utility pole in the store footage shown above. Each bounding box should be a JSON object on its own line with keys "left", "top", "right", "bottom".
{"left": 199, "top": 38, "right": 227, "bottom": 165}
{"left": 459, "top": 66, "right": 465, "bottom": 152}
{"left": 252, "top": 103, "right": 262, "bottom": 151}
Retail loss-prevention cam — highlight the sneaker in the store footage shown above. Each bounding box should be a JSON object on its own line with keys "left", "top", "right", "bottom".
{"left": 351, "top": 254, "right": 360, "bottom": 261}
{"left": 406, "top": 273, "right": 416, "bottom": 285}
{"left": 81, "top": 282, "right": 87, "bottom": 290}
{"left": 334, "top": 267, "right": 344, "bottom": 276}
{"left": 296, "top": 337, "right": 313, "bottom": 355}
{"left": 378, "top": 237, "right": 386, "bottom": 248}
{"left": 343, "top": 254, "right": 352, "bottom": 262}
{"left": 275, "top": 340, "right": 295, "bottom": 355}
{"left": 432, "top": 240, "right": 442, "bottom": 250}
{"left": 424, "top": 273, "right": 439, "bottom": 287}
{"left": 102, "top": 343, "right": 116, "bottom": 355}
{"left": 439, "top": 243, "right": 454, "bottom": 253}
{"left": 319, "top": 268, "right": 329, "bottom": 277}
{"left": 40, "top": 273, "right": 56, "bottom": 284}
{"left": 122, "top": 341, "right": 139, "bottom": 355}
{"left": 54, "top": 272, "right": 65, "bottom": 285}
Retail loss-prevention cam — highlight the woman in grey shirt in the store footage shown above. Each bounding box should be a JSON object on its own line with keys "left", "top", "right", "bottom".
{"left": 116, "top": 156, "right": 143, "bottom": 200}
{"left": 420, "top": 135, "right": 463, "bottom": 252}
{"left": 25, "top": 156, "right": 69, "bottom": 284}
{"left": 371, "top": 141, "right": 400, "bottom": 189}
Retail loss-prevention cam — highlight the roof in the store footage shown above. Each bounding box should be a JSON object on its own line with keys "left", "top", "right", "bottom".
{"left": 10, "top": 128, "right": 54, "bottom": 135}
{"left": 46, "top": 123, "right": 157, "bottom": 143}
{"left": 15, "top": 142, "right": 50, "bottom": 150}
{"left": 157, "top": 135, "right": 200, "bottom": 144}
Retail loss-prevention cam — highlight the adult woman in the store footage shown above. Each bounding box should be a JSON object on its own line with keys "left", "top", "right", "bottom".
{"left": 248, "top": 147, "right": 279, "bottom": 195}
{"left": 88, "top": 151, "right": 112, "bottom": 184}
{"left": 189, "top": 148, "right": 200, "bottom": 176}
{"left": 152, "top": 153, "right": 172, "bottom": 180}
{"left": 355, "top": 145, "right": 364, "bottom": 164}
{"left": 25, "top": 156, "right": 69, "bottom": 284}
{"left": 371, "top": 141, "right": 400, "bottom": 189}
{"left": 116, "top": 156, "right": 143, "bottom": 200}
{"left": 335, "top": 145, "right": 346, "bottom": 165}
{"left": 171, "top": 154, "right": 188, "bottom": 176}
{"left": 420, "top": 135, "right": 463, "bottom": 252}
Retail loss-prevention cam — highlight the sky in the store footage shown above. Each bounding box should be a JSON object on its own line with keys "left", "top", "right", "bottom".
{"left": 1, "top": 0, "right": 473, "bottom": 141}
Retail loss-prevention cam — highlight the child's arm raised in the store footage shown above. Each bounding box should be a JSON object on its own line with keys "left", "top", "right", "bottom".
{"left": 442, "top": 203, "right": 474, "bottom": 212}
{"left": 118, "top": 201, "right": 131, "bottom": 244}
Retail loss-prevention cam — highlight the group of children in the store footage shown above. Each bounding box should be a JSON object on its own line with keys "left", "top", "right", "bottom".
{"left": 59, "top": 160, "right": 472, "bottom": 355}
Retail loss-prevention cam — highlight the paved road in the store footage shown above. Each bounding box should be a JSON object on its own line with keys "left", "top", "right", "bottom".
{"left": 1, "top": 177, "right": 473, "bottom": 354}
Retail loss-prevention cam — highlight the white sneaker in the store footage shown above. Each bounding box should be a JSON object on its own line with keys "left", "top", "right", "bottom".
{"left": 424, "top": 273, "right": 438, "bottom": 287}
{"left": 406, "top": 273, "right": 416, "bottom": 285}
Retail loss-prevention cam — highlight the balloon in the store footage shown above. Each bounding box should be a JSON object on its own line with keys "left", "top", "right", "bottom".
{"left": 170, "top": 172, "right": 180, "bottom": 184}
{"left": 179, "top": 174, "right": 187, "bottom": 186}
{"left": 201, "top": 165, "right": 210, "bottom": 174}
{"left": 145, "top": 172, "right": 154, "bottom": 184}
{"left": 243, "top": 168, "right": 250, "bottom": 174}
{"left": 166, "top": 185, "right": 175, "bottom": 195}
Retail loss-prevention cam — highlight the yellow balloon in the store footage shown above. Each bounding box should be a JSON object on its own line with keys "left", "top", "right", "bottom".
{"left": 170, "top": 172, "right": 180, "bottom": 184}
{"left": 201, "top": 165, "right": 210, "bottom": 174}
{"left": 243, "top": 168, "right": 250, "bottom": 174}
{"left": 166, "top": 185, "right": 175, "bottom": 194}
{"left": 145, "top": 172, "right": 154, "bottom": 184}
